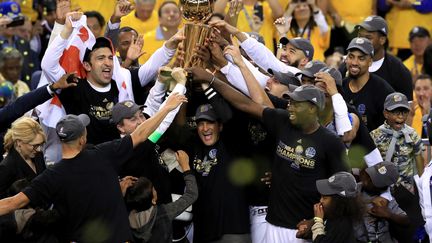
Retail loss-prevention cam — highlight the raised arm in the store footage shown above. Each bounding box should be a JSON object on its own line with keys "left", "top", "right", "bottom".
{"left": 188, "top": 67, "right": 265, "bottom": 119}
{"left": 130, "top": 93, "right": 187, "bottom": 147}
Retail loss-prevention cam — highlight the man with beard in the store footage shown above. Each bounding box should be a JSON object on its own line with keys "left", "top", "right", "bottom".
{"left": 342, "top": 37, "right": 394, "bottom": 131}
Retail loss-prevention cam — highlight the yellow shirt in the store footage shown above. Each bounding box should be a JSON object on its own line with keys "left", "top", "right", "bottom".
{"left": 286, "top": 26, "right": 330, "bottom": 62}
{"left": 20, "top": 0, "right": 38, "bottom": 21}
{"left": 386, "top": 8, "right": 432, "bottom": 50}
{"left": 403, "top": 55, "right": 423, "bottom": 79}
{"left": 330, "top": 0, "right": 374, "bottom": 25}
{"left": 140, "top": 28, "right": 165, "bottom": 64}
{"left": 120, "top": 10, "right": 160, "bottom": 36}
{"left": 412, "top": 93, "right": 423, "bottom": 136}
{"left": 71, "top": 0, "right": 117, "bottom": 25}
{"left": 232, "top": 2, "right": 276, "bottom": 53}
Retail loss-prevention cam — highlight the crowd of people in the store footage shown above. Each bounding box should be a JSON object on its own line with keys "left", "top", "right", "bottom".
{"left": 0, "top": 0, "right": 431, "bottom": 242}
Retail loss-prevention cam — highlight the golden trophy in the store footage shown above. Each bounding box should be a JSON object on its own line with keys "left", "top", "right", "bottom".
{"left": 180, "top": 0, "right": 214, "bottom": 68}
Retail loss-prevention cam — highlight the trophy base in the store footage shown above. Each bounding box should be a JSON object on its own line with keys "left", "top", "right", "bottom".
{"left": 182, "top": 23, "right": 212, "bottom": 68}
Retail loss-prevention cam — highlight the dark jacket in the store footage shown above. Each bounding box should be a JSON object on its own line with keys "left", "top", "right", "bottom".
{"left": 129, "top": 171, "right": 198, "bottom": 243}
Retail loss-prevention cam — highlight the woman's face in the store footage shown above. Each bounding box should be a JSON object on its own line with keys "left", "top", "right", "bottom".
{"left": 293, "top": 3, "right": 311, "bottom": 22}
{"left": 16, "top": 133, "right": 44, "bottom": 160}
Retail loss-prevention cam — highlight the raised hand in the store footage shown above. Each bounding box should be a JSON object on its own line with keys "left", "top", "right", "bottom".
{"left": 223, "top": 45, "right": 244, "bottom": 67}
{"left": 186, "top": 67, "right": 213, "bottom": 83}
{"left": 314, "top": 71, "right": 338, "bottom": 96}
{"left": 228, "top": 0, "right": 243, "bottom": 18}
{"left": 61, "top": 11, "right": 83, "bottom": 39}
{"left": 119, "top": 176, "right": 138, "bottom": 196}
{"left": 176, "top": 150, "right": 190, "bottom": 172}
{"left": 209, "top": 20, "right": 240, "bottom": 36}
{"left": 209, "top": 42, "right": 228, "bottom": 69}
{"left": 164, "top": 92, "right": 188, "bottom": 111}
{"left": 126, "top": 34, "right": 145, "bottom": 61}
{"left": 313, "top": 203, "right": 324, "bottom": 219}
{"left": 274, "top": 16, "right": 292, "bottom": 36}
{"left": 51, "top": 73, "right": 78, "bottom": 90}
{"left": 166, "top": 28, "right": 186, "bottom": 50}
{"left": 111, "top": 0, "right": 134, "bottom": 23}
{"left": 171, "top": 67, "right": 187, "bottom": 85}
{"left": 56, "top": 0, "right": 72, "bottom": 25}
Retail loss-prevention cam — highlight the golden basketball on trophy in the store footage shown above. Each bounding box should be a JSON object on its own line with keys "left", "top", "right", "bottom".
{"left": 180, "top": 0, "right": 214, "bottom": 68}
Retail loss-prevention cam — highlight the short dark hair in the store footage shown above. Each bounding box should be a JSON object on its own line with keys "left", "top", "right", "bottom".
{"left": 125, "top": 177, "right": 154, "bottom": 212}
{"left": 414, "top": 74, "right": 432, "bottom": 86}
{"left": 119, "top": 26, "right": 138, "bottom": 36}
{"left": 324, "top": 194, "right": 364, "bottom": 221}
{"left": 84, "top": 11, "right": 106, "bottom": 27}
{"left": 158, "top": 0, "right": 178, "bottom": 17}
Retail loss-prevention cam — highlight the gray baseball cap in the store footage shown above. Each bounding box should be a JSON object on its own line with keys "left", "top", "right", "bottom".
{"left": 195, "top": 104, "right": 219, "bottom": 122}
{"left": 268, "top": 69, "right": 301, "bottom": 87}
{"left": 283, "top": 85, "right": 326, "bottom": 110}
{"left": 280, "top": 37, "right": 314, "bottom": 60}
{"left": 319, "top": 67, "right": 343, "bottom": 86}
{"left": 316, "top": 172, "right": 358, "bottom": 198}
{"left": 111, "top": 100, "right": 145, "bottom": 124}
{"left": 298, "top": 60, "right": 327, "bottom": 79}
{"left": 56, "top": 114, "right": 90, "bottom": 142}
{"left": 365, "top": 162, "right": 399, "bottom": 188}
{"left": 384, "top": 92, "right": 410, "bottom": 111}
{"left": 347, "top": 37, "right": 374, "bottom": 57}
{"left": 356, "top": 15, "right": 388, "bottom": 36}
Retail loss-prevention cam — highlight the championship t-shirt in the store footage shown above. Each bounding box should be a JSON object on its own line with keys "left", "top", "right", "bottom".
{"left": 58, "top": 79, "right": 120, "bottom": 145}
{"left": 262, "top": 108, "right": 348, "bottom": 228}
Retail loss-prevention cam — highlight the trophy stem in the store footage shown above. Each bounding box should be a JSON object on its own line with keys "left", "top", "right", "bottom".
{"left": 182, "top": 23, "right": 212, "bottom": 68}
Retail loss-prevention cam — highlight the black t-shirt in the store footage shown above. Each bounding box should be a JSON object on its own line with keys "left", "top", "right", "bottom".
{"left": 339, "top": 53, "right": 413, "bottom": 100}
{"left": 22, "top": 136, "right": 134, "bottom": 242}
{"left": 192, "top": 140, "right": 250, "bottom": 242}
{"left": 58, "top": 79, "right": 119, "bottom": 145}
{"left": 342, "top": 74, "right": 394, "bottom": 131}
{"left": 262, "top": 108, "right": 348, "bottom": 229}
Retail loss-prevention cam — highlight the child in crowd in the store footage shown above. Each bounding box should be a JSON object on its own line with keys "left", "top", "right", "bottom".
{"left": 124, "top": 150, "right": 198, "bottom": 243}
{"left": 370, "top": 92, "right": 425, "bottom": 241}
{"left": 312, "top": 171, "right": 363, "bottom": 242}
{"left": 355, "top": 162, "right": 410, "bottom": 242}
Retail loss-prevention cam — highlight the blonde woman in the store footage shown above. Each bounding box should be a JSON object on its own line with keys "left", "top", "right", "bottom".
{"left": 0, "top": 117, "right": 46, "bottom": 198}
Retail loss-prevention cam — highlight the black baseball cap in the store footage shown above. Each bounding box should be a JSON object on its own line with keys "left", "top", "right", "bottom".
{"left": 282, "top": 85, "right": 326, "bottom": 110}
{"left": 365, "top": 162, "right": 399, "bottom": 188}
{"left": 409, "top": 26, "right": 430, "bottom": 42}
{"left": 316, "top": 172, "right": 358, "bottom": 198}
{"left": 83, "top": 37, "right": 114, "bottom": 62}
{"left": 356, "top": 15, "right": 388, "bottom": 36}
{"left": 268, "top": 69, "right": 301, "bottom": 87}
{"left": 298, "top": 60, "right": 327, "bottom": 79}
{"left": 347, "top": 37, "right": 374, "bottom": 57}
{"left": 56, "top": 114, "right": 90, "bottom": 142}
{"left": 279, "top": 37, "right": 314, "bottom": 60}
{"left": 195, "top": 104, "right": 219, "bottom": 122}
{"left": 384, "top": 92, "right": 410, "bottom": 111}
{"left": 111, "top": 100, "right": 145, "bottom": 124}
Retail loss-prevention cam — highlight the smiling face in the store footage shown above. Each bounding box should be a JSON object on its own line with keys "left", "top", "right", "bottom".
{"left": 197, "top": 120, "right": 222, "bottom": 146}
{"left": 277, "top": 43, "right": 306, "bottom": 68}
{"left": 84, "top": 47, "right": 114, "bottom": 87}
{"left": 293, "top": 2, "right": 312, "bottom": 22}
{"left": 346, "top": 49, "right": 371, "bottom": 79}
{"left": 287, "top": 99, "right": 316, "bottom": 126}
{"left": 265, "top": 77, "right": 289, "bottom": 97}
{"left": 117, "top": 110, "right": 146, "bottom": 135}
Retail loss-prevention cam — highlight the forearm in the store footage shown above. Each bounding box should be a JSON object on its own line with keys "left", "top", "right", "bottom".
{"left": 0, "top": 193, "right": 29, "bottom": 216}
{"left": 48, "top": 22, "right": 64, "bottom": 46}
{"left": 313, "top": 10, "right": 329, "bottom": 35}
{"left": 131, "top": 107, "right": 171, "bottom": 147}
{"left": 143, "top": 80, "right": 167, "bottom": 117}
{"left": 267, "top": 0, "right": 284, "bottom": 19}
{"left": 138, "top": 45, "right": 176, "bottom": 86}
{"left": 332, "top": 93, "right": 352, "bottom": 135}
{"left": 238, "top": 63, "right": 274, "bottom": 108}
{"left": 387, "top": 213, "right": 410, "bottom": 225}
{"left": 41, "top": 35, "right": 68, "bottom": 82}
{"left": 105, "top": 20, "right": 120, "bottom": 47}
{"left": 165, "top": 172, "right": 198, "bottom": 221}
{"left": 416, "top": 155, "right": 425, "bottom": 176}
{"left": 214, "top": 0, "right": 229, "bottom": 14}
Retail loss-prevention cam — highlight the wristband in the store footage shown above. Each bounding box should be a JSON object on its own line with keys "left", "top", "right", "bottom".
{"left": 148, "top": 131, "right": 163, "bottom": 143}
{"left": 313, "top": 217, "right": 323, "bottom": 223}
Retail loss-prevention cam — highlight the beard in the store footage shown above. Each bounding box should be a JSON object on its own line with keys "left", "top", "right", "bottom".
{"left": 289, "top": 59, "right": 301, "bottom": 68}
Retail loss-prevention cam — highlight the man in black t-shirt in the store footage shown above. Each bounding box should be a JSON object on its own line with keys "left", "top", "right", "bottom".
{"left": 339, "top": 16, "right": 413, "bottom": 100}
{"left": 342, "top": 37, "right": 395, "bottom": 131}
{"left": 188, "top": 67, "right": 348, "bottom": 243}
{"left": 0, "top": 93, "right": 186, "bottom": 242}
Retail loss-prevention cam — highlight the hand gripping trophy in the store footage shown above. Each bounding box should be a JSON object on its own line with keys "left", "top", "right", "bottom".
{"left": 180, "top": 0, "right": 214, "bottom": 68}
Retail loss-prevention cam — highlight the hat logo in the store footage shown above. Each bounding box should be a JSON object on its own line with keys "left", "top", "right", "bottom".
{"left": 305, "top": 62, "right": 313, "bottom": 69}
{"left": 378, "top": 166, "right": 387, "bottom": 175}
{"left": 413, "top": 27, "right": 419, "bottom": 33}
{"left": 11, "top": 3, "right": 18, "bottom": 13}
{"left": 312, "top": 97, "right": 317, "bottom": 102}
{"left": 328, "top": 176, "right": 335, "bottom": 183}
{"left": 356, "top": 38, "right": 365, "bottom": 44}
{"left": 124, "top": 101, "right": 134, "bottom": 107}
{"left": 58, "top": 127, "right": 67, "bottom": 137}
{"left": 381, "top": 28, "right": 386, "bottom": 34}
{"left": 340, "top": 191, "right": 346, "bottom": 196}
{"left": 305, "top": 50, "right": 310, "bottom": 56}
{"left": 393, "top": 94, "right": 402, "bottom": 102}
{"left": 365, "top": 16, "right": 373, "bottom": 22}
